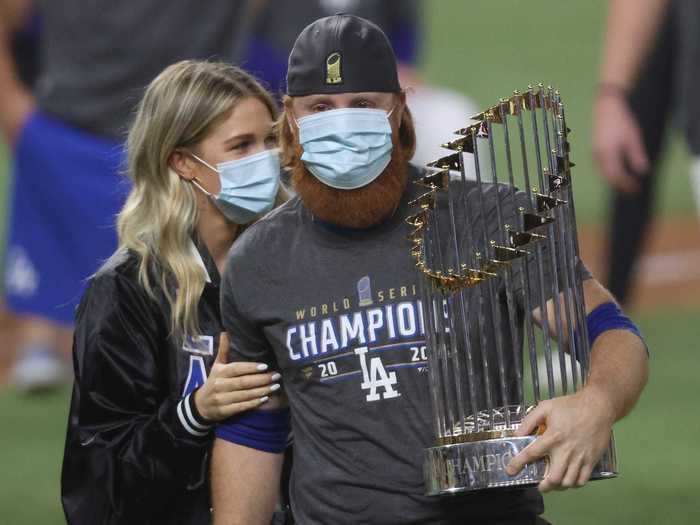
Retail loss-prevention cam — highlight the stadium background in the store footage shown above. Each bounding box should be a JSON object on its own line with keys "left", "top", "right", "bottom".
{"left": 1, "top": 1, "right": 698, "bottom": 523}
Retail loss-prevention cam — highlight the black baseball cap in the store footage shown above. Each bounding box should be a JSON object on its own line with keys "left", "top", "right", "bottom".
{"left": 286, "top": 14, "right": 401, "bottom": 97}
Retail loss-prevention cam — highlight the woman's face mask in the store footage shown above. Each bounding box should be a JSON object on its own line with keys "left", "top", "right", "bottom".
{"left": 295, "top": 107, "right": 395, "bottom": 190}
{"left": 189, "top": 149, "right": 280, "bottom": 225}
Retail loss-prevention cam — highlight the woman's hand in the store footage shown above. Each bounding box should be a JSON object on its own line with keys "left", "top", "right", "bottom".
{"left": 193, "top": 333, "right": 280, "bottom": 422}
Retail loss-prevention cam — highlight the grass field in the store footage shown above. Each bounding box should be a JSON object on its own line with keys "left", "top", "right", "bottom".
{"left": 1, "top": 1, "right": 698, "bottom": 524}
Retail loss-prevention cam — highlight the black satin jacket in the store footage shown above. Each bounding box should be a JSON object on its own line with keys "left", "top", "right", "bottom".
{"left": 61, "top": 241, "right": 223, "bottom": 524}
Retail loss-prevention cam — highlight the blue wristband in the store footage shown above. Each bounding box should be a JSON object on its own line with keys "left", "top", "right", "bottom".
{"left": 586, "top": 301, "right": 644, "bottom": 350}
{"left": 215, "top": 408, "right": 290, "bottom": 454}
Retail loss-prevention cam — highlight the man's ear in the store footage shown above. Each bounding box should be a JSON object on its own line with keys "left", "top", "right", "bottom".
{"left": 169, "top": 150, "right": 197, "bottom": 181}
{"left": 392, "top": 91, "right": 407, "bottom": 127}
{"left": 283, "top": 96, "right": 299, "bottom": 138}
{"left": 397, "top": 90, "right": 407, "bottom": 107}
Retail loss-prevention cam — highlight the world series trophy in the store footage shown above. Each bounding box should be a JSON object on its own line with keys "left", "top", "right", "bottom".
{"left": 408, "top": 85, "right": 618, "bottom": 495}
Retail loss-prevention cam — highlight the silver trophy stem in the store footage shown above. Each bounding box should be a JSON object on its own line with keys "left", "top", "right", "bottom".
{"left": 446, "top": 164, "right": 481, "bottom": 434}
{"left": 553, "top": 101, "right": 586, "bottom": 386}
{"left": 544, "top": 87, "right": 580, "bottom": 391}
{"left": 419, "top": 267, "right": 445, "bottom": 440}
{"left": 528, "top": 88, "right": 557, "bottom": 397}
{"left": 430, "top": 208, "right": 460, "bottom": 438}
{"left": 470, "top": 128, "right": 497, "bottom": 429}
{"left": 538, "top": 88, "right": 570, "bottom": 394}
{"left": 555, "top": 97, "right": 592, "bottom": 379}
{"left": 421, "top": 214, "right": 449, "bottom": 441}
{"left": 499, "top": 103, "right": 527, "bottom": 413}
{"left": 445, "top": 290, "right": 468, "bottom": 439}
{"left": 520, "top": 253, "right": 541, "bottom": 402}
{"left": 549, "top": 105, "right": 581, "bottom": 388}
{"left": 555, "top": 205, "right": 579, "bottom": 390}
{"left": 475, "top": 122, "right": 513, "bottom": 427}
{"left": 447, "top": 152, "right": 487, "bottom": 433}
{"left": 444, "top": 293, "right": 468, "bottom": 440}
{"left": 514, "top": 103, "right": 542, "bottom": 403}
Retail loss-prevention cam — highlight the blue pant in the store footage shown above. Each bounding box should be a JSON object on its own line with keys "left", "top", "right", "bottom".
{"left": 4, "top": 111, "right": 128, "bottom": 325}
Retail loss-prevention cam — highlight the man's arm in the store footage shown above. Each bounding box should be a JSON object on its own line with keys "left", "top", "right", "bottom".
{"left": 214, "top": 238, "right": 290, "bottom": 524}
{"left": 507, "top": 278, "right": 649, "bottom": 491}
{"left": 211, "top": 398, "right": 286, "bottom": 525}
{"left": 0, "top": 0, "right": 35, "bottom": 144}
{"left": 593, "top": 0, "right": 671, "bottom": 192}
{"left": 576, "top": 279, "right": 649, "bottom": 421}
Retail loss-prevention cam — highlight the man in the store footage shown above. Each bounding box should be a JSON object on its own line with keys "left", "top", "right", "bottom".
{"left": 212, "top": 15, "right": 649, "bottom": 524}
{"left": 593, "top": 0, "right": 700, "bottom": 303}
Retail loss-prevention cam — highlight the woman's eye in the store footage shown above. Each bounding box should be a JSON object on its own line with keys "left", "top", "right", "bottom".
{"left": 231, "top": 141, "right": 250, "bottom": 151}
{"left": 356, "top": 100, "right": 373, "bottom": 108}
{"left": 312, "top": 104, "right": 330, "bottom": 112}
{"left": 264, "top": 135, "right": 277, "bottom": 147}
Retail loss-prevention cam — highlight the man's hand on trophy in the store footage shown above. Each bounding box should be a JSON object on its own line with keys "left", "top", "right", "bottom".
{"left": 506, "top": 387, "right": 616, "bottom": 492}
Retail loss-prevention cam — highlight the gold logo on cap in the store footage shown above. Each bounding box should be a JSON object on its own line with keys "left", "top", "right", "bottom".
{"left": 326, "top": 52, "right": 342, "bottom": 84}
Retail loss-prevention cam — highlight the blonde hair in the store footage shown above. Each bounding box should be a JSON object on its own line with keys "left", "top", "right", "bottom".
{"left": 116, "top": 60, "right": 278, "bottom": 337}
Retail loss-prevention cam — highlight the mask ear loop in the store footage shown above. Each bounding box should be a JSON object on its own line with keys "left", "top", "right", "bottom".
{"left": 190, "top": 178, "right": 212, "bottom": 196}
{"left": 187, "top": 152, "right": 219, "bottom": 197}
{"left": 189, "top": 152, "right": 219, "bottom": 173}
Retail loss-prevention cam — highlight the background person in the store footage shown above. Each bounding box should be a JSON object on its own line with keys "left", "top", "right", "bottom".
{"left": 0, "top": 0, "right": 255, "bottom": 392}
{"left": 594, "top": 0, "right": 700, "bottom": 304}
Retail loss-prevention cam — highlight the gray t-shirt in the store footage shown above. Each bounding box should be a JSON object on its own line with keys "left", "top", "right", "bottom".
{"left": 222, "top": 166, "right": 588, "bottom": 524}
{"left": 34, "top": 0, "right": 251, "bottom": 139}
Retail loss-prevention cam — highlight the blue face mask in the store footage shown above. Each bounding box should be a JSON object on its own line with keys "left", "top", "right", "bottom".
{"left": 190, "top": 149, "right": 280, "bottom": 224}
{"left": 296, "top": 107, "right": 394, "bottom": 190}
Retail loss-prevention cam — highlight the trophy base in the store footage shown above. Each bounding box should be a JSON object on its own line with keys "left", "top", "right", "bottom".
{"left": 424, "top": 434, "right": 617, "bottom": 495}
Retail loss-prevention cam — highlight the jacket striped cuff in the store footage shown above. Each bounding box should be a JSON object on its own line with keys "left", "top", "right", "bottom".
{"left": 176, "top": 391, "right": 213, "bottom": 437}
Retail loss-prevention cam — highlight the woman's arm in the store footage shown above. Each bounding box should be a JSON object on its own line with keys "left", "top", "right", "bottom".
{"left": 64, "top": 271, "right": 276, "bottom": 520}
{"left": 66, "top": 272, "right": 212, "bottom": 519}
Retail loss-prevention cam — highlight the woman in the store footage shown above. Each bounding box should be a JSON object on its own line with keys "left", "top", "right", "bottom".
{"left": 61, "top": 60, "right": 284, "bottom": 524}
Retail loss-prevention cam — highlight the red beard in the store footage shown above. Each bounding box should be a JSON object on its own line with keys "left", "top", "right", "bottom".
{"left": 290, "top": 138, "right": 409, "bottom": 229}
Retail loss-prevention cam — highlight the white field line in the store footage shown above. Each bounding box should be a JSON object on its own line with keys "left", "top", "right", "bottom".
{"left": 637, "top": 250, "right": 700, "bottom": 286}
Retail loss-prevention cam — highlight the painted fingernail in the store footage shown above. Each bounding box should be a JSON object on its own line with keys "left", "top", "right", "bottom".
{"left": 256, "top": 364, "right": 269, "bottom": 371}
{"left": 271, "top": 373, "right": 282, "bottom": 381}
{"left": 259, "top": 396, "right": 270, "bottom": 403}
{"left": 270, "top": 383, "right": 281, "bottom": 392}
